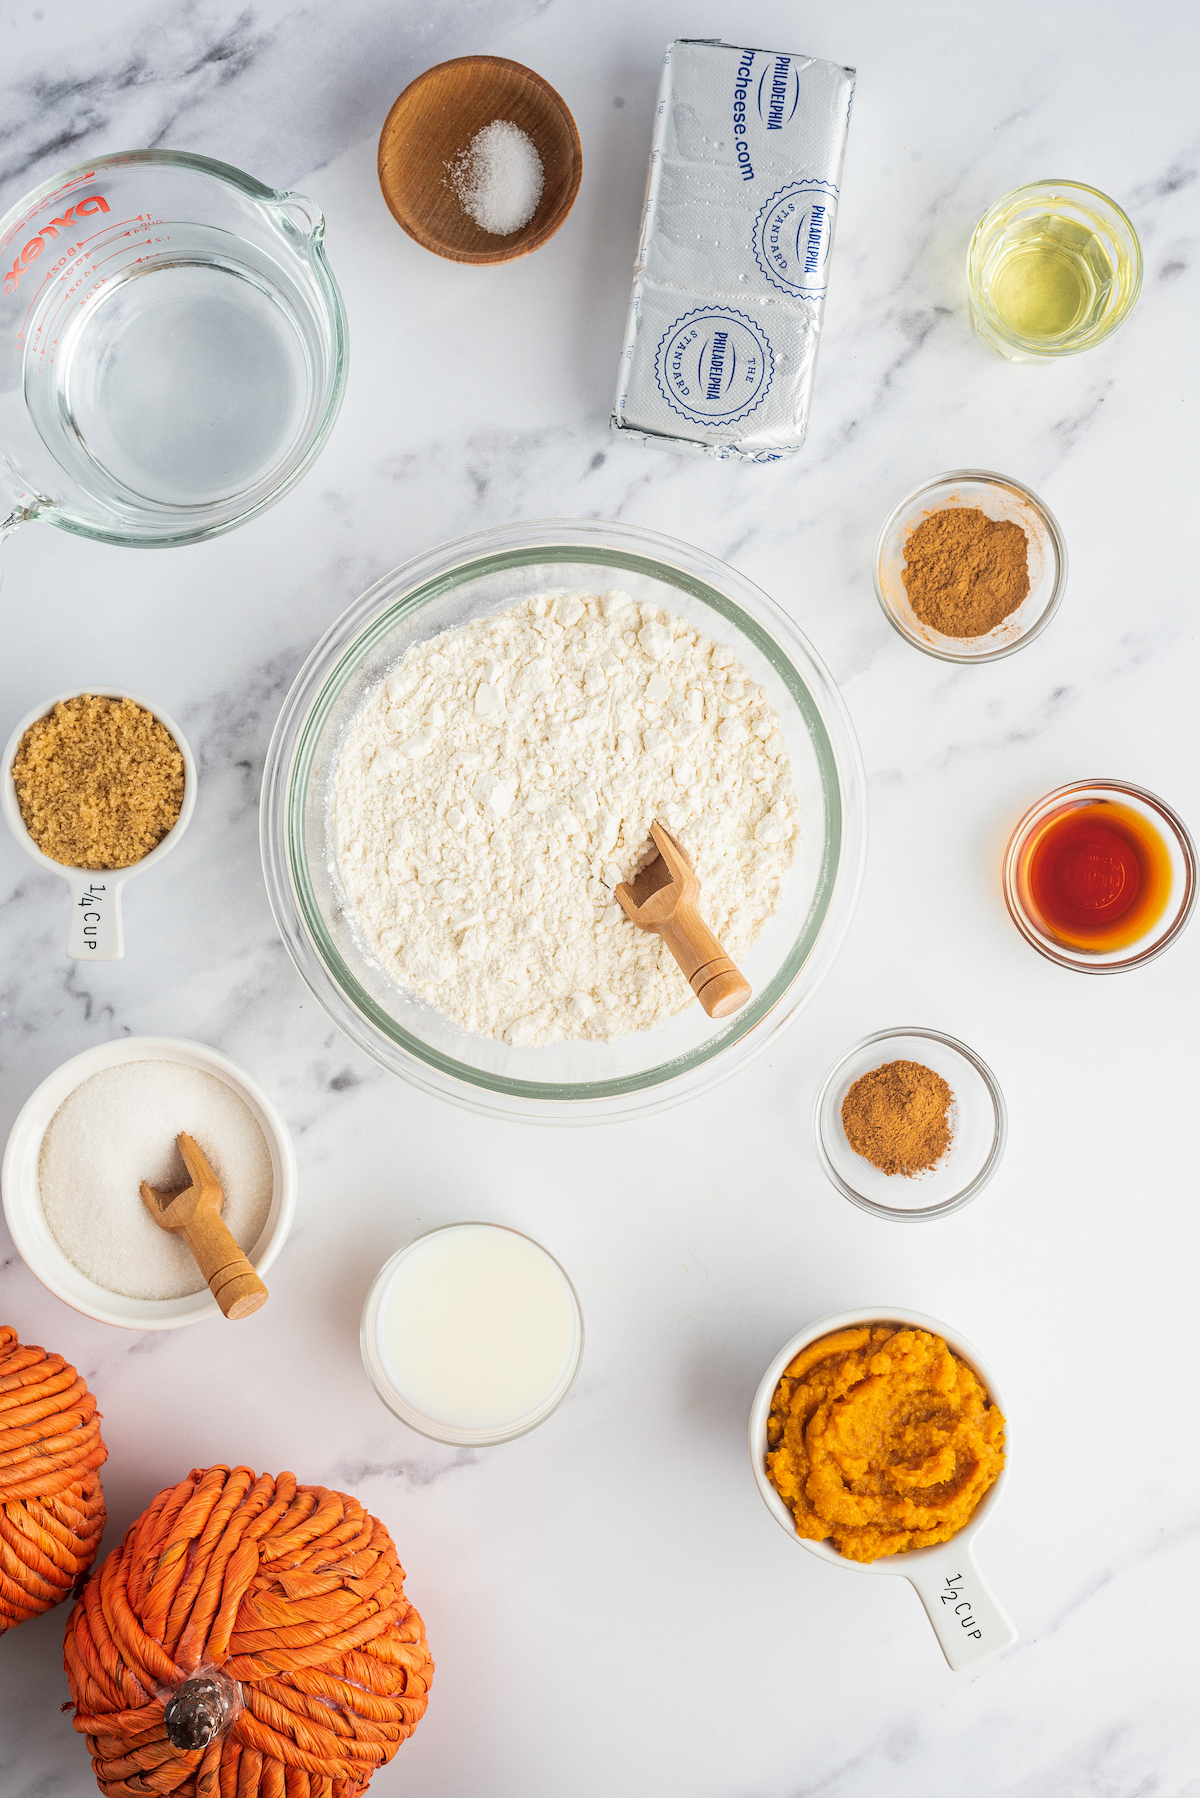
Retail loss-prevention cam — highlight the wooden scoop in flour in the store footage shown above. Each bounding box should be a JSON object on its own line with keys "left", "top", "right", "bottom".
{"left": 141, "top": 1133, "right": 268, "bottom": 1320}
{"left": 615, "top": 821, "right": 752, "bottom": 1020}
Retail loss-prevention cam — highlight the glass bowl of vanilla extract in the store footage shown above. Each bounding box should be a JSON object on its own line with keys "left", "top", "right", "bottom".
{"left": 1004, "top": 779, "right": 1196, "bottom": 973}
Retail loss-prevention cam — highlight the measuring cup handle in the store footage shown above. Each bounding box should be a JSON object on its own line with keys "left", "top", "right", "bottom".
{"left": 0, "top": 448, "right": 44, "bottom": 545}
{"left": 274, "top": 192, "right": 324, "bottom": 238}
{"left": 905, "top": 1542, "right": 1017, "bottom": 1671}
{"left": 64, "top": 870, "right": 125, "bottom": 960}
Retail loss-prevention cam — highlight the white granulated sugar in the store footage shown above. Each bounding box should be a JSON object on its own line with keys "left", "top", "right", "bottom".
{"left": 449, "top": 120, "right": 544, "bottom": 235}
{"left": 335, "top": 591, "right": 798, "bottom": 1046}
{"left": 38, "top": 1061, "right": 274, "bottom": 1300}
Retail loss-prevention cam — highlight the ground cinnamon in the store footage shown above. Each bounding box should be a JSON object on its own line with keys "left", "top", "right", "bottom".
{"left": 841, "top": 1059, "right": 953, "bottom": 1177}
{"left": 902, "top": 505, "right": 1029, "bottom": 637}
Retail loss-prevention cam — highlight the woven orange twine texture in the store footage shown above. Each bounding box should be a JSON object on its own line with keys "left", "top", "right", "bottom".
{"left": 63, "top": 1463, "right": 434, "bottom": 1798}
{"left": 1, "top": 1323, "right": 108, "bottom": 1634}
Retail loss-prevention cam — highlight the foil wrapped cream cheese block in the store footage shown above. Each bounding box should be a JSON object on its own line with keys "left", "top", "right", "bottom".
{"left": 613, "top": 40, "right": 855, "bottom": 462}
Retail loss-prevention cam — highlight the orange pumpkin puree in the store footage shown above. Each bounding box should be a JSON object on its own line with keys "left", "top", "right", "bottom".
{"left": 765, "top": 1325, "right": 1006, "bottom": 1563}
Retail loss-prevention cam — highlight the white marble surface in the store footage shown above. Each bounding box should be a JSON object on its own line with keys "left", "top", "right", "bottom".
{"left": 2, "top": 2, "right": 1199, "bottom": 1792}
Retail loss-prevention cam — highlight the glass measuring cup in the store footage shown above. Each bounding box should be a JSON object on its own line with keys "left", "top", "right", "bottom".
{"left": 0, "top": 151, "right": 347, "bottom": 547}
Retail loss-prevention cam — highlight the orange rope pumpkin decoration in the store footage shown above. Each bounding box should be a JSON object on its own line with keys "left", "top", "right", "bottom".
{"left": 63, "top": 1463, "right": 434, "bottom": 1798}
{"left": 1, "top": 1322, "right": 107, "bottom": 1634}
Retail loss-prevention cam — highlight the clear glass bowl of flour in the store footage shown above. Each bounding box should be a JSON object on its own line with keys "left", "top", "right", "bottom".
{"left": 260, "top": 519, "right": 867, "bottom": 1123}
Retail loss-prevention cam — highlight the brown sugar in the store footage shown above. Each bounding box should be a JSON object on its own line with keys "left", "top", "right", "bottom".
{"left": 841, "top": 1059, "right": 953, "bottom": 1177}
{"left": 902, "top": 505, "right": 1029, "bottom": 638}
{"left": 12, "top": 694, "right": 185, "bottom": 870}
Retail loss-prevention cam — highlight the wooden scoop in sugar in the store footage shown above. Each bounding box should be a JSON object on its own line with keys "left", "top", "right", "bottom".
{"left": 141, "top": 1133, "right": 268, "bottom": 1320}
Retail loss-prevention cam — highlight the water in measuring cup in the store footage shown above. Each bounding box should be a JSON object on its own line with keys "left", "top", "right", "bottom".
{"left": 47, "top": 231, "right": 312, "bottom": 511}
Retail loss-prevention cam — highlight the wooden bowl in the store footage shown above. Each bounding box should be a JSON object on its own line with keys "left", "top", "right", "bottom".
{"left": 378, "top": 55, "right": 582, "bottom": 265}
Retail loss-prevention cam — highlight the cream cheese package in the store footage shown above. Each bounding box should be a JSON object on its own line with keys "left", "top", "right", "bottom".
{"left": 612, "top": 40, "right": 855, "bottom": 462}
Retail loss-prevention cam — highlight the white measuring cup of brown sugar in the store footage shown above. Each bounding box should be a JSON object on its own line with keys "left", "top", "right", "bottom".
{"left": 0, "top": 151, "right": 347, "bottom": 550}
{"left": 1, "top": 688, "right": 197, "bottom": 959}
{"left": 749, "top": 1305, "right": 1017, "bottom": 1671}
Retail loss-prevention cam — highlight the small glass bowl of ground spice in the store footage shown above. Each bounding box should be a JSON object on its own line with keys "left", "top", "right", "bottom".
{"left": 2, "top": 688, "right": 196, "bottom": 960}
{"left": 814, "top": 1027, "right": 1006, "bottom": 1220}
{"left": 875, "top": 470, "right": 1067, "bottom": 663}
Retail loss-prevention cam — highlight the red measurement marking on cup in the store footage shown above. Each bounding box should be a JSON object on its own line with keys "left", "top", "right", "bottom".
{"left": 17, "top": 216, "right": 155, "bottom": 341}
{"left": 32, "top": 236, "right": 174, "bottom": 369}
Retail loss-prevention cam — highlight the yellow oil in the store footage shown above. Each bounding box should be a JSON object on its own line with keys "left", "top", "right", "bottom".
{"left": 988, "top": 214, "right": 1116, "bottom": 341}
{"left": 980, "top": 208, "right": 1123, "bottom": 347}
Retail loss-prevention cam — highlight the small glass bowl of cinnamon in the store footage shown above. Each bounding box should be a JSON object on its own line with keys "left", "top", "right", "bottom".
{"left": 814, "top": 1027, "right": 1007, "bottom": 1221}
{"left": 874, "top": 469, "right": 1067, "bottom": 663}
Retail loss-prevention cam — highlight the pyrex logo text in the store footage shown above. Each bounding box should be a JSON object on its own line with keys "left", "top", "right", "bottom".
{"left": 4, "top": 195, "right": 109, "bottom": 294}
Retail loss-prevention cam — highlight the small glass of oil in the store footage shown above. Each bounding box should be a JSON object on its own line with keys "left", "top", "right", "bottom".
{"left": 967, "top": 181, "right": 1141, "bottom": 360}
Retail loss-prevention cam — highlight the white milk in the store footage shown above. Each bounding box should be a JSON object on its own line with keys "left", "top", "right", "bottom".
{"left": 376, "top": 1225, "right": 580, "bottom": 1433}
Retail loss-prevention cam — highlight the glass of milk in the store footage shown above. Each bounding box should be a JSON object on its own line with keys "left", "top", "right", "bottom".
{"left": 360, "top": 1223, "right": 583, "bottom": 1444}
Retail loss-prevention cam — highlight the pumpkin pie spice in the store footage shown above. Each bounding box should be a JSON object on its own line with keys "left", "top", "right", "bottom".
{"left": 841, "top": 1058, "right": 954, "bottom": 1177}
{"left": 902, "top": 505, "right": 1030, "bottom": 638}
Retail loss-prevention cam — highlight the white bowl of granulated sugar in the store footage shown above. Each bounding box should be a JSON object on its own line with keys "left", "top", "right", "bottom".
{"left": 2, "top": 1037, "right": 296, "bottom": 1328}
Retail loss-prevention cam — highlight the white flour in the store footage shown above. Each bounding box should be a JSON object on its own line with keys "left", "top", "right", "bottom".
{"left": 335, "top": 590, "right": 798, "bottom": 1044}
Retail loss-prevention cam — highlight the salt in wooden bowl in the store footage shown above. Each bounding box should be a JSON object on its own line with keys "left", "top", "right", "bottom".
{"left": 378, "top": 55, "right": 582, "bottom": 265}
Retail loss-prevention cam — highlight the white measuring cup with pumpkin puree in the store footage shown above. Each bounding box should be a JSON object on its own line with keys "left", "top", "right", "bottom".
{"left": 749, "top": 1305, "right": 1016, "bottom": 1671}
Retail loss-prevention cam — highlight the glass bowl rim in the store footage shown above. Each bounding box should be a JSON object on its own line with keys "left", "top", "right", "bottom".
{"left": 873, "top": 468, "right": 1068, "bottom": 664}
{"left": 966, "top": 178, "right": 1144, "bottom": 359}
{"left": 812, "top": 1025, "right": 1008, "bottom": 1221}
{"left": 1002, "top": 777, "right": 1198, "bottom": 973}
{"left": 259, "top": 517, "right": 868, "bottom": 1124}
{"left": 1, "top": 147, "right": 349, "bottom": 549}
{"left": 359, "top": 1220, "right": 584, "bottom": 1445}
{"left": 0, "top": 149, "right": 290, "bottom": 239}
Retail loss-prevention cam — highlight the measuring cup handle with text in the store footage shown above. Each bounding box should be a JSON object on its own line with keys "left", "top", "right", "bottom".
{"left": 64, "top": 869, "right": 126, "bottom": 960}
{"left": 906, "top": 1542, "right": 1018, "bottom": 1671}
